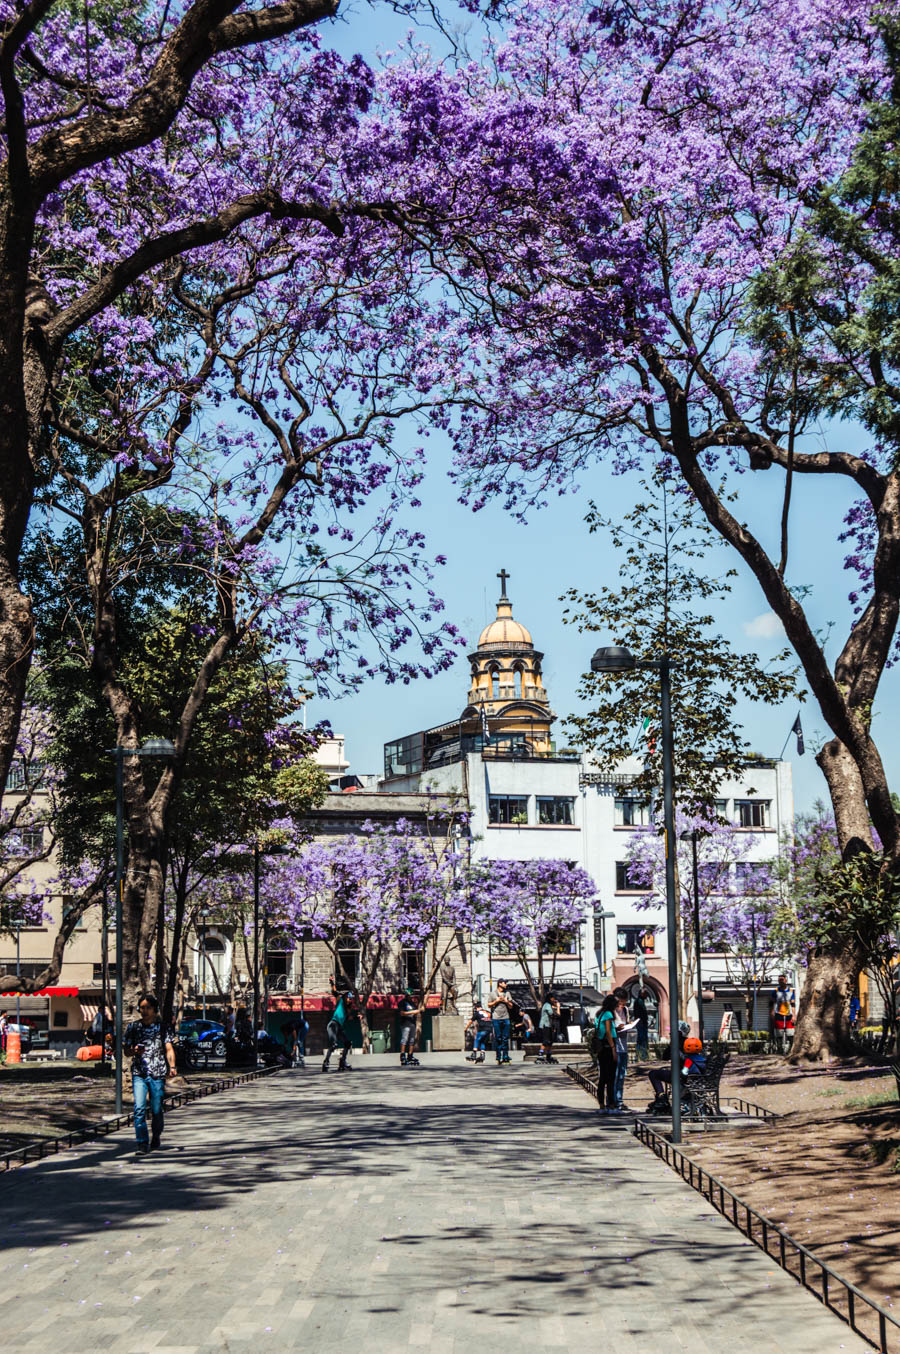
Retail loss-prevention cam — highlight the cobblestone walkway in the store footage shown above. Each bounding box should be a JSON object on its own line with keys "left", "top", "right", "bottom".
{"left": 0, "top": 1060, "right": 870, "bottom": 1353}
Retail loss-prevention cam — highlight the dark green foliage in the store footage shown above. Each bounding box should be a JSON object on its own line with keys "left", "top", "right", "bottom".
{"left": 562, "top": 470, "right": 801, "bottom": 811}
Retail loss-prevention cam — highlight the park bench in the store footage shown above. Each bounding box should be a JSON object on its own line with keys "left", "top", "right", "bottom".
{"left": 645, "top": 1052, "right": 730, "bottom": 1121}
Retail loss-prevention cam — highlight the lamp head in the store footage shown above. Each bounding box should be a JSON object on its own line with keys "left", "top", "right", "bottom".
{"left": 138, "top": 736, "right": 176, "bottom": 759}
{"left": 590, "top": 645, "right": 636, "bottom": 673}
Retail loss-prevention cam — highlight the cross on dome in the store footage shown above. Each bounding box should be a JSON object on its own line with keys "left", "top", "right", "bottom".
{"left": 497, "top": 567, "right": 510, "bottom": 600}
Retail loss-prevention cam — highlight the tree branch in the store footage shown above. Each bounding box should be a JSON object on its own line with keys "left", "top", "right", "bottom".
{"left": 29, "top": 0, "right": 340, "bottom": 196}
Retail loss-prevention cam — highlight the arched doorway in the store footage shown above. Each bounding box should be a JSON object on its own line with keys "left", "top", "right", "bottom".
{"left": 197, "top": 932, "right": 230, "bottom": 996}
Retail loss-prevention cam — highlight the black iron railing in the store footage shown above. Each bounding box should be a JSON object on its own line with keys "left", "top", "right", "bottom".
{"left": 720, "top": 1094, "right": 780, "bottom": 1120}
{"left": 0, "top": 1064, "right": 280, "bottom": 1173}
{"left": 633, "top": 1117, "right": 900, "bottom": 1353}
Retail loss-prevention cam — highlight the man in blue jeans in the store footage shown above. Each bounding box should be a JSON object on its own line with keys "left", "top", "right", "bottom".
{"left": 124, "top": 993, "right": 176, "bottom": 1156}
{"left": 488, "top": 978, "right": 513, "bottom": 1065}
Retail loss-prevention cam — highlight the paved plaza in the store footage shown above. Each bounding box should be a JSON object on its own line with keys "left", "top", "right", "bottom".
{"left": 0, "top": 1057, "right": 870, "bottom": 1354}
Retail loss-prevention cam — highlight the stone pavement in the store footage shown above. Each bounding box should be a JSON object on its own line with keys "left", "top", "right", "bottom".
{"left": 0, "top": 1056, "right": 871, "bottom": 1354}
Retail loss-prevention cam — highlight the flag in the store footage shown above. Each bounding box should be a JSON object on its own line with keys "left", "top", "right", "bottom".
{"left": 480, "top": 703, "right": 491, "bottom": 746}
{"left": 631, "top": 715, "right": 651, "bottom": 754}
{"left": 791, "top": 713, "right": 805, "bottom": 756}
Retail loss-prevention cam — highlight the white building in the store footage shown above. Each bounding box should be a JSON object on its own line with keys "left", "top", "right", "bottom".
{"left": 381, "top": 574, "right": 793, "bottom": 1037}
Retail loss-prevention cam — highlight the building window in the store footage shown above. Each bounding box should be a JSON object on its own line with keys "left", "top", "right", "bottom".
{"left": 62, "top": 896, "right": 86, "bottom": 931}
{"left": 490, "top": 668, "right": 500, "bottom": 699}
{"left": 335, "top": 934, "right": 360, "bottom": 985}
{"left": 403, "top": 947, "right": 424, "bottom": 990}
{"left": 714, "top": 799, "right": 728, "bottom": 819}
{"left": 4, "top": 760, "right": 44, "bottom": 792}
{"left": 266, "top": 932, "right": 292, "bottom": 986}
{"left": 489, "top": 795, "right": 529, "bottom": 825}
{"left": 615, "top": 860, "right": 641, "bottom": 891}
{"left": 537, "top": 796, "right": 575, "bottom": 825}
{"left": 734, "top": 861, "right": 771, "bottom": 893}
{"left": 514, "top": 665, "right": 524, "bottom": 697}
{"left": 616, "top": 925, "right": 656, "bottom": 955}
{"left": 92, "top": 963, "right": 116, "bottom": 981}
{"left": 735, "top": 799, "right": 770, "bottom": 829}
{"left": 697, "top": 862, "right": 728, "bottom": 894}
{"left": 383, "top": 732, "right": 425, "bottom": 780}
{"left": 614, "top": 796, "right": 651, "bottom": 827}
{"left": 5, "top": 826, "right": 44, "bottom": 857}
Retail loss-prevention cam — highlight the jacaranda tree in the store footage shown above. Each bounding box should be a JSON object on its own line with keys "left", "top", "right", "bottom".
{"left": 385, "top": 0, "right": 900, "bottom": 1057}
{"left": 469, "top": 858, "right": 597, "bottom": 1007}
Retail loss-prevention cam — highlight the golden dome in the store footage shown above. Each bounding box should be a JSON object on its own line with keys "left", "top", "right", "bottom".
{"left": 477, "top": 599, "right": 533, "bottom": 649}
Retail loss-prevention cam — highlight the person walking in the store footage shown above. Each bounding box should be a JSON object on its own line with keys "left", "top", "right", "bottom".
{"left": 123, "top": 993, "right": 176, "bottom": 1155}
{"left": 466, "top": 999, "right": 492, "bottom": 1062}
{"left": 223, "top": 1003, "right": 236, "bottom": 1039}
{"left": 398, "top": 988, "right": 420, "bottom": 1066}
{"left": 488, "top": 978, "right": 513, "bottom": 1065}
{"left": 595, "top": 994, "right": 618, "bottom": 1114}
{"left": 0, "top": 1009, "right": 8, "bottom": 1052}
{"left": 537, "top": 992, "right": 560, "bottom": 1064}
{"left": 632, "top": 989, "right": 649, "bottom": 1059}
{"left": 322, "top": 979, "right": 356, "bottom": 1072}
{"left": 613, "top": 987, "right": 630, "bottom": 1111}
{"left": 295, "top": 1012, "right": 309, "bottom": 1066}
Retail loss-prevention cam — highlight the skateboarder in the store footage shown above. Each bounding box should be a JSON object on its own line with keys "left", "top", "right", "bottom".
{"left": 322, "top": 978, "right": 356, "bottom": 1072}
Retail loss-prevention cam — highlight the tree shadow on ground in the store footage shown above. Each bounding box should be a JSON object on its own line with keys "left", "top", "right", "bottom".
{"left": 2, "top": 1067, "right": 639, "bottom": 1252}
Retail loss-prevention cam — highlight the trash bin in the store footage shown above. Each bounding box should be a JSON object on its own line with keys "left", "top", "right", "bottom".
{"left": 369, "top": 1029, "right": 390, "bottom": 1054}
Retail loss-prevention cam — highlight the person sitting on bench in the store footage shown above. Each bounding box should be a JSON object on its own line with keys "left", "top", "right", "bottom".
{"left": 647, "top": 1024, "right": 704, "bottom": 1104}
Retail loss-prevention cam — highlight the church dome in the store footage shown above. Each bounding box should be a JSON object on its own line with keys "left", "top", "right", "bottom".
{"left": 477, "top": 604, "right": 533, "bottom": 649}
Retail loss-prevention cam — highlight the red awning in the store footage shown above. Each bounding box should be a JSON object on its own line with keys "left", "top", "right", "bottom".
{"left": 0, "top": 986, "right": 78, "bottom": 997}
{"left": 268, "top": 992, "right": 442, "bottom": 1014}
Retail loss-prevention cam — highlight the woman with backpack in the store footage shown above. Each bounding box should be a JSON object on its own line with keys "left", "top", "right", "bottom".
{"left": 595, "top": 994, "right": 619, "bottom": 1114}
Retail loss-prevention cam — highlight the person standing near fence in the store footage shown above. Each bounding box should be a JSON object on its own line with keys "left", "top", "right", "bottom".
{"left": 632, "top": 989, "right": 649, "bottom": 1059}
{"left": 123, "top": 993, "right": 176, "bottom": 1155}
{"left": 488, "top": 978, "right": 513, "bottom": 1065}
{"left": 537, "top": 992, "right": 560, "bottom": 1065}
{"left": 613, "top": 987, "right": 630, "bottom": 1111}
{"left": 595, "top": 994, "right": 618, "bottom": 1115}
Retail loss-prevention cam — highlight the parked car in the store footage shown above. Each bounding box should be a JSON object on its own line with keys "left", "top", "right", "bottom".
{"left": 4, "top": 1022, "right": 32, "bottom": 1052}
{"left": 178, "top": 1019, "right": 226, "bottom": 1059}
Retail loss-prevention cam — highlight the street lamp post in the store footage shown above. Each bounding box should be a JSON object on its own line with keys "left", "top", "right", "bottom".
{"left": 750, "top": 908, "right": 758, "bottom": 1032}
{"left": 680, "top": 828, "right": 707, "bottom": 1045}
{"left": 253, "top": 843, "right": 261, "bottom": 1035}
{"left": 111, "top": 736, "right": 176, "bottom": 1116}
{"left": 14, "top": 914, "right": 21, "bottom": 1028}
{"left": 200, "top": 908, "right": 209, "bottom": 1021}
{"left": 251, "top": 842, "right": 289, "bottom": 1045}
{"left": 592, "top": 645, "right": 683, "bottom": 1143}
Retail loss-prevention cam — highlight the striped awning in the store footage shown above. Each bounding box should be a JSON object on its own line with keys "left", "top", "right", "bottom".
{"left": 80, "top": 1003, "right": 100, "bottom": 1024}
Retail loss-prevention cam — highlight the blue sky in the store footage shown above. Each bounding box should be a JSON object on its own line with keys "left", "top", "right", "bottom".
{"left": 303, "top": 3, "right": 899, "bottom": 815}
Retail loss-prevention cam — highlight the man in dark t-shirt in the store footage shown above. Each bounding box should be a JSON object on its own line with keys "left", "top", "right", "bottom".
{"left": 123, "top": 992, "right": 175, "bottom": 1154}
{"left": 398, "top": 989, "right": 419, "bottom": 1066}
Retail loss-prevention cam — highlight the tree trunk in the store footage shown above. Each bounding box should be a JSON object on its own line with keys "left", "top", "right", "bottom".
{"left": 788, "top": 738, "right": 875, "bottom": 1062}
{"left": 790, "top": 941, "right": 864, "bottom": 1062}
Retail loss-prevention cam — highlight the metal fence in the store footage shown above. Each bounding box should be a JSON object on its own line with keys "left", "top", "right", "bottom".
{"left": 633, "top": 1117, "right": 900, "bottom": 1353}
{"left": 0, "top": 1064, "right": 280, "bottom": 1173}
